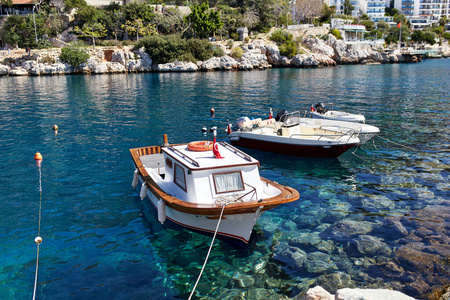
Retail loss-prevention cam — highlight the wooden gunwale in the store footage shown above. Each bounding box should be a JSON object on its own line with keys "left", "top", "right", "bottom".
{"left": 130, "top": 145, "right": 300, "bottom": 216}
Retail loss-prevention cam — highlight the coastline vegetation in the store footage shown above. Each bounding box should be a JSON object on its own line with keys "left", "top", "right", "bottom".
{"left": 0, "top": 0, "right": 448, "bottom": 57}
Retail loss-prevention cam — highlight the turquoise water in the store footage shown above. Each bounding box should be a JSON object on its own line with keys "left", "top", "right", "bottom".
{"left": 0, "top": 59, "right": 449, "bottom": 299}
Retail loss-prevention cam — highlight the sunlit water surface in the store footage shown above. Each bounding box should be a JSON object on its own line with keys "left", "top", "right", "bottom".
{"left": 0, "top": 59, "right": 449, "bottom": 299}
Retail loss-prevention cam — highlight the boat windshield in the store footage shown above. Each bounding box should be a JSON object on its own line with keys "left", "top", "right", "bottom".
{"left": 213, "top": 171, "right": 244, "bottom": 194}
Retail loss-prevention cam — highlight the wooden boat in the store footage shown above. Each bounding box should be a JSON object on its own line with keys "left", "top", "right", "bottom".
{"left": 227, "top": 111, "right": 360, "bottom": 158}
{"left": 130, "top": 134, "right": 299, "bottom": 244}
{"left": 309, "top": 103, "right": 366, "bottom": 123}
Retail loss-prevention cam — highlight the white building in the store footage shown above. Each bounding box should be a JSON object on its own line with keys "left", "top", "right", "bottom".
{"left": 331, "top": 0, "right": 390, "bottom": 21}
{"left": 394, "top": 0, "right": 450, "bottom": 28}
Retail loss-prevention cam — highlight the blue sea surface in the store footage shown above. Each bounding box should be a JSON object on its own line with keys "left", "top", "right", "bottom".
{"left": 0, "top": 59, "right": 449, "bottom": 299}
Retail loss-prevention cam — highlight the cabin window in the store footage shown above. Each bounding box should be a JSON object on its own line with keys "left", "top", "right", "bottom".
{"left": 213, "top": 171, "right": 244, "bottom": 194}
{"left": 166, "top": 158, "right": 173, "bottom": 169}
{"left": 174, "top": 164, "right": 187, "bottom": 191}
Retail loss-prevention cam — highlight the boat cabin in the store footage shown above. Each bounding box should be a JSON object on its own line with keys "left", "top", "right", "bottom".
{"left": 143, "top": 142, "right": 269, "bottom": 205}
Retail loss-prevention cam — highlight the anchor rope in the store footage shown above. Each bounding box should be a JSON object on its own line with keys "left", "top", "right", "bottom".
{"left": 351, "top": 145, "right": 373, "bottom": 164}
{"left": 188, "top": 204, "right": 226, "bottom": 300}
{"left": 32, "top": 165, "right": 43, "bottom": 300}
{"left": 375, "top": 134, "right": 416, "bottom": 151}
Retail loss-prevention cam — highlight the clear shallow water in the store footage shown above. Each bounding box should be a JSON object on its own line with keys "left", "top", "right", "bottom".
{"left": 0, "top": 59, "right": 449, "bottom": 299}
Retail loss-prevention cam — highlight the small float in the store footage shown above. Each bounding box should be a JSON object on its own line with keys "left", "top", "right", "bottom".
{"left": 309, "top": 102, "right": 366, "bottom": 123}
{"left": 226, "top": 111, "right": 361, "bottom": 158}
{"left": 130, "top": 132, "right": 299, "bottom": 244}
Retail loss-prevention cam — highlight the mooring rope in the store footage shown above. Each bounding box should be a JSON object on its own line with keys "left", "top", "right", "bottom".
{"left": 32, "top": 164, "right": 43, "bottom": 300}
{"left": 188, "top": 205, "right": 226, "bottom": 300}
{"left": 375, "top": 134, "right": 416, "bottom": 151}
{"left": 351, "top": 145, "right": 373, "bottom": 164}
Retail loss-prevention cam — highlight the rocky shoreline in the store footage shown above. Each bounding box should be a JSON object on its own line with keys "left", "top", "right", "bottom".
{"left": 1, "top": 34, "right": 449, "bottom": 77}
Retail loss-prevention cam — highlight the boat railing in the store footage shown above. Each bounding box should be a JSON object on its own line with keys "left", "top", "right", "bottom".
{"left": 219, "top": 141, "right": 252, "bottom": 162}
{"left": 167, "top": 146, "right": 200, "bottom": 167}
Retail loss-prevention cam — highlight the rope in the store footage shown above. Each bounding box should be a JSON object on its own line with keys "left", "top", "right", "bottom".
{"left": 32, "top": 165, "right": 43, "bottom": 300}
{"left": 351, "top": 146, "right": 374, "bottom": 165}
{"left": 188, "top": 205, "right": 226, "bottom": 300}
{"left": 375, "top": 134, "right": 416, "bottom": 151}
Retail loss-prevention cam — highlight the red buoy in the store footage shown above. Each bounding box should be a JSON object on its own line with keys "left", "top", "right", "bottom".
{"left": 35, "top": 152, "right": 43, "bottom": 167}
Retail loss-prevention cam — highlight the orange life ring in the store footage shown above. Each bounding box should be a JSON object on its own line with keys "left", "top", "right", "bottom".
{"left": 188, "top": 141, "right": 213, "bottom": 151}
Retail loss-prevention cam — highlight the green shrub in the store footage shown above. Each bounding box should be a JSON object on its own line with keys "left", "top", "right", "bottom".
{"left": 59, "top": 41, "right": 90, "bottom": 67}
{"left": 331, "top": 29, "right": 342, "bottom": 39}
{"left": 226, "top": 40, "right": 234, "bottom": 49}
{"left": 230, "top": 47, "right": 243, "bottom": 58}
{"left": 443, "top": 32, "right": 450, "bottom": 39}
{"left": 270, "top": 29, "right": 293, "bottom": 45}
{"left": 135, "top": 34, "right": 186, "bottom": 64}
{"left": 279, "top": 40, "right": 297, "bottom": 58}
{"left": 244, "top": 36, "right": 250, "bottom": 43}
{"left": 186, "top": 38, "right": 213, "bottom": 61}
{"left": 230, "top": 32, "right": 239, "bottom": 41}
{"left": 213, "top": 46, "right": 225, "bottom": 57}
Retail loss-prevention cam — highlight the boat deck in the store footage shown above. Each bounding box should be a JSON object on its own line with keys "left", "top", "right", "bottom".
{"left": 140, "top": 153, "right": 165, "bottom": 170}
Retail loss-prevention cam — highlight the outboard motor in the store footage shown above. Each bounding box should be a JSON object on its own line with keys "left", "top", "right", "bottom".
{"left": 315, "top": 103, "right": 326, "bottom": 114}
{"left": 275, "top": 110, "right": 289, "bottom": 122}
{"left": 236, "top": 117, "right": 250, "bottom": 129}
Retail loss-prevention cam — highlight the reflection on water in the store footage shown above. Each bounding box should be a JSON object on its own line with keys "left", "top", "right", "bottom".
{"left": 0, "top": 59, "right": 449, "bottom": 299}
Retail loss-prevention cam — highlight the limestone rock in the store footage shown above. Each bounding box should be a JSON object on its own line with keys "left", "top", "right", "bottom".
{"left": 291, "top": 53, "right": 336, "bottom": 67}
{"left": 303, "top": 36, "right": 335, "bottom": 57}
{"left": 335, "top": 288, "right": 416, "bottom": 300}
{"left": 9, "top": 67, "right": 29, "bottom": 76}
{"left": 305, "top": 286, "right": 333, "bottom": 300}
{"left": 0, "top": 64, "right": 11, "bottom": 76}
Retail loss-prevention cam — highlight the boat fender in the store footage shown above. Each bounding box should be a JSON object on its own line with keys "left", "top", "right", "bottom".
{"left": 140, "top": 183, "right": 148, "bottom": 200}
{"left": 132, "top": 169, "right": 139, "bottom": 189}
{"left": 158, "top": 199, "right": 166, "bottom": 224}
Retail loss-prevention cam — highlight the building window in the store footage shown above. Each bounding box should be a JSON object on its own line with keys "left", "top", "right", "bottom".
{"left": 174, "top": 164, "right": 187, "bottom": 192}
{"left": 213, "top": 171, "right": 244, "bottom": 194}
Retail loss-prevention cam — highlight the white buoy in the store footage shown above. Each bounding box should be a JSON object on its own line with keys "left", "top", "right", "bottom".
{"left": 140, "top": 183, "right": 148, "bottom": 200}
{"left": 34, "top": 236, "right": 42, "bottom": 244}
{"left": 157, "top": 199, "right": 166, "bottom": 224}
{"left": 132, "top": 169, "right": 139, "bottom": 188}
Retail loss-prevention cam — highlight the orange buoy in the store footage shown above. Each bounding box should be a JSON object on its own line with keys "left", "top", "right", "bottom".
{"left": 52, "top": 124, "right": 58, "bottom": 131}
{"left": 35, "top": 152, "right": 43, "bottom": 166}
{"left": 210, "top": 108, "right": 215, "bottom": 114}
{"left": 188, "top": 141, "right": 213, "bottom": 152}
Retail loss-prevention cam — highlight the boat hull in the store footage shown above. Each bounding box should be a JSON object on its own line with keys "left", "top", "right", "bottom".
{"left": 138, "top": 177, "right": 262, "bottom": 244}
{"left": 229, "top": 134, "right": 357, "bottom": 158}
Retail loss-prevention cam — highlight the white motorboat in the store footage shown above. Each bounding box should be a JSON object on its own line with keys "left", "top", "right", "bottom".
{"left": 130, "top": 133, "right": 299, "bottom": 244}
{"left": 226, "top": 111, "right": 360, "bottom": 158}
{"left": 309, "top": 103, "right": 366, "bottom": 123}
{"left": 296, "top": 116, "right": 379, "bottom": 145}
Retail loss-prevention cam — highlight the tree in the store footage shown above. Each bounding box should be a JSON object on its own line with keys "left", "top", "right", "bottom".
{"left": 121, "top": 18, "right": 158, "bottom": 41}
{"left": 385, "top": 7, "right": 398, "bottom": 16}
{"left": 271, "top": 0, "right": 288, "bottom": 27}
{"left": 438, "top": 16, "right": 448, "bottom": 27}
{"left": 74, "top": 22, "right": 107, "bottom": 48}
{"left": 376, "top": 20, "right": 388, "bottom": 33}
{"left": 184, "top": 2, "right": 223, "bottom": 38}
{"left": 122, "top": 2, "right": 155, "bottom": 24}
{"left": 360, "top": 20, "right": 375, "bottom": 31}
{"left": 294, "top": 0, "right": 323, "bottom": 23}
{"left": 319, "top": 4, "right": 336, "bottom": 23}
{"left": 343, "top": 0, "right": 354, "bottom": 16}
